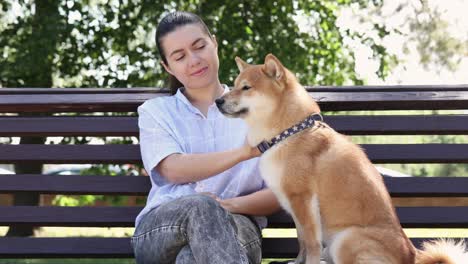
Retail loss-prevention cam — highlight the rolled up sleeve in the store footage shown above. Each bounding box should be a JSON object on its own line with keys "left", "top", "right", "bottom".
{"left": 138, "top": 106, "right": 183, "bottom": 178}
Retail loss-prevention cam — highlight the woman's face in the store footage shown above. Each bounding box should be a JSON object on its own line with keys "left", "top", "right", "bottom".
{"left": 160, "top": 24, "right": 220, "bottom": 91}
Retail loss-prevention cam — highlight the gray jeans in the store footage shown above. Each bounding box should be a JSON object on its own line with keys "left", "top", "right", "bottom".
{"left": 131, "top": 194, "right": 262, "bottom": 264}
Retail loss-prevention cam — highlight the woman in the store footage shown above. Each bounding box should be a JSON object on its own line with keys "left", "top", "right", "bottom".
{"left": 131, "top": 11, "right": 281, "bottom": 264}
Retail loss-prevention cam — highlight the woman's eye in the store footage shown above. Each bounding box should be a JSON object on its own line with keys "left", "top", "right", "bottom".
{"left": 242, "top": 85, "right": 251, "bottom": 91}
{"left": 196, "top": 45, "right": 205, "bottom": 50}
{"left": 175, "top": 55, "right": 185, "bottom": 61}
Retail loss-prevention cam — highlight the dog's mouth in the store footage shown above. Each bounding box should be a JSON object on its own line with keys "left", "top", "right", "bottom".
{"left": 219, "top": 107, "right": 249, "bottom": 118}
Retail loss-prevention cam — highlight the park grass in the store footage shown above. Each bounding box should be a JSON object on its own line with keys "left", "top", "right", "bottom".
{"left": 1, "top": 227, "right": 467, "bottom": 264}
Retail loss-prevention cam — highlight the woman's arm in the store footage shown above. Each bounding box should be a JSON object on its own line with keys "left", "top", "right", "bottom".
{"left": 218, "top": 188, "right": 281, "bottom": 216}
{"left": 157, "top": 143, "right": 261, "bottom": 184}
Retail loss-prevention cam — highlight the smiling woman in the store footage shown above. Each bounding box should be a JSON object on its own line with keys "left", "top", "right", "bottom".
{"left": 159, "top": 24, "right": 221, "bottom": 105}
{"left": 155, "top": 12, "right": 219, "bottom": 96}
{"left": 131, "top": 11, "right": 281, "bottom": 264}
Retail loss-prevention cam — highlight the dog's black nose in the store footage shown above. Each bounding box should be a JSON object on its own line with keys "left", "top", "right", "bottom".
{"left": 215, "top": 98, "right": 225, "bottom": 106}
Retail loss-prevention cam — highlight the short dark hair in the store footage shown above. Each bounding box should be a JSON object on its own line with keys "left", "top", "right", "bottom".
{"left": 156, "top": 11, "right": 212, "bottom": 94}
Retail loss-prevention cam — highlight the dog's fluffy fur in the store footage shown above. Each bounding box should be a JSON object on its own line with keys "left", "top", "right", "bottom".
{"left": 217, "top": 54, "right": 467, "bottom": 264}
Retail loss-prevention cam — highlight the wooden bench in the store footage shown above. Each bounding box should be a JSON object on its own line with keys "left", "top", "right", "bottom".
{"left": 0, "top": 85, "right": 467, "bottom": 260}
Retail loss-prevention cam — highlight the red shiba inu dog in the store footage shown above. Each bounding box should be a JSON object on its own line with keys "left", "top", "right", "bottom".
{"left": 216, "top": 54, "right": 467, "bottom": 264}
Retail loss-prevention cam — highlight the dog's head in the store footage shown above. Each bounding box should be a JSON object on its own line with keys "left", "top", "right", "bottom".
{"left": 216, "top": 54, "right": 291, "bottom": 123}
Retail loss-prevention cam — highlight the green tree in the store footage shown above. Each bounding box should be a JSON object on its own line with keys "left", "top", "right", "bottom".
{"left": 1, "top": 0, "right": 395, "bottom": 90}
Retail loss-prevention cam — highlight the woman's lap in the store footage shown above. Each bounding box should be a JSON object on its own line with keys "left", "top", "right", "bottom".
{"left": 131, "top": 194, "right": 262, "bottom": 264}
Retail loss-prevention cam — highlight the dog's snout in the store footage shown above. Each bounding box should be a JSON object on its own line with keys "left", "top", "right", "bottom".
{"left": 215, "top": 98, "right": 225, "bottom": 106}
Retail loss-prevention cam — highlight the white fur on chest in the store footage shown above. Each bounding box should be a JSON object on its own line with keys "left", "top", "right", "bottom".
{"left": 259, "top": 146, "right": 324, "bottom": 244}
{"left": 259, "top": 148, "right": 293, "bottom": 213}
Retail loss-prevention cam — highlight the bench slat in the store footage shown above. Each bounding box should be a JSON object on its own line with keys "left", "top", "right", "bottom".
{"left": 0, "top": 237, "right": 465, "bottom": 258}
{"left": 0, "top": 237, "right": 132, "bottom": 258}
{"left": 313, "top": 91, "right": 468, "bottom": 111}
{"left": 0, "top": 116, "right": 137, "bottom": 136}
{"left": 327, "top": 115, "right": 468, "bottom": 135}
{"left": 0, "top": 87, "right": 467, "bottom": 112}
{"left": 0, "top": 206, "right": 467, "bottom": 228}
{"left": 0, "top": 206, "right": 140, "bottom": 227}
{"left": 267, "top": 207, "right": 468, "bottom": 228}
{"left": 0, "top": 93, "right": 164, "bottom": 113}
{"left": 1, "top": 115, "right": 468, "bottom": 136}
{"left": 383, "top": 176, "right": 468, "bottom": 197}
{"left": 1, "top": 175, "right": 468, "bottom": 197}
{"left": 0, "top": 88, "right": 166, "bottom": 94}
{"left": 0, "top": 145, "right": 141, "bottom": 163}
{"left": 364, "top": 144, "right": 468, "bottom": 163}
{"left": 0, "top": 144, "right": 467, "bottom": 163}
{"left": 261, "top": 237, "right": 468, "bottom": 258}
{"left": 0, "top": 175, "right": 151, "bottom": 195}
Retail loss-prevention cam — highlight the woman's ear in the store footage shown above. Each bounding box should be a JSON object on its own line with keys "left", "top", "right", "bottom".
{"left": 212, "top": 34, "right": 218, "bottom": 48}
{"left": 160, "top": 61, "right": 174, "bottom": 76}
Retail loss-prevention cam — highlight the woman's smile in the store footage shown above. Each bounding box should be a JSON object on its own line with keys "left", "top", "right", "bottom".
{"left": 190, "top": 66, "right": 208, "bottom": 77}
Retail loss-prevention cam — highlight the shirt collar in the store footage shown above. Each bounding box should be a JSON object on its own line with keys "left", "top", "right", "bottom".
{"left": 174, "top": 86, "right": 192, "bottom": 109}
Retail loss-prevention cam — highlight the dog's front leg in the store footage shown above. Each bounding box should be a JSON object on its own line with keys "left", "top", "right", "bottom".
{"left": 289, "top": 196, "right": 322, "bottom": 264}
{"left": 294, "top": 222, "right": 307, "bottom": 264}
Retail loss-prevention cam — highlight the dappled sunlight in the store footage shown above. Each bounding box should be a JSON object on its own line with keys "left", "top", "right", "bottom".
{"left": 33, "top": 227, "right": 135, "bottom": 237}
{"left": 262, "top": 228, "right": 468, "bottom": 239}
{"left": 0, "top": 226, "right": 134, "bottom": 238}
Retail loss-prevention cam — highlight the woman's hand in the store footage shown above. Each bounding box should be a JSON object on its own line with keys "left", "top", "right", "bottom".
{"left": 200, "top": 189, "right": 281, "bottom": 216}
{"left": 241, "top": 141, "right": 261, "bottom": 161}
{"left": 199, "top": 193, "right": 242, "bottom": 214}
{"left": 218, "top": 197, "right": 242, "bottom": 214}
{"left": 217, "top": 189, "right": 281, "bottom": 216}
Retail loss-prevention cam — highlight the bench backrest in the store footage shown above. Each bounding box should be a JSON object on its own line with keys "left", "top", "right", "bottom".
{"left": 0, "top": 85, "right": 467, "bottom": 258}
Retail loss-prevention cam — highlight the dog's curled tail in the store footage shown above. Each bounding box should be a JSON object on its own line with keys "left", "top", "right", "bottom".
{"left": 416, "top": 239, "right": 468, "bottom": 264}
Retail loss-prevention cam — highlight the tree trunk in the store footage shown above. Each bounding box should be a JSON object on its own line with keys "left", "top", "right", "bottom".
{"left": 6, "top": 0, "right": 59, "bottom": 237}
{"left": 6, "top": 137, "right": 45, "bottom": 236}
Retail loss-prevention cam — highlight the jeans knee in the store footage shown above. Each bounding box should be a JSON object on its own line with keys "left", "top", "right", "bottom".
{"left": 181, "top": 194, "right": 233, "bottom": 226}
{"left": 184, "top": 194, "right": 223, "bottom": 213}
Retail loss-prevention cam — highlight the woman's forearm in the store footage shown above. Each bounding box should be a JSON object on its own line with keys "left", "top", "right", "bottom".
{"left": 219, "top": 188, "right": 281, "bottom": 216}
{"left": 157, "top": 144, "right": 260, "bottom": 184}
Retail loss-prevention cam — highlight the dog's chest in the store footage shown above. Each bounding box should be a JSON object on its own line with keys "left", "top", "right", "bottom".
{"left": 259, "top": 148, "right": 293, "bottom": 212}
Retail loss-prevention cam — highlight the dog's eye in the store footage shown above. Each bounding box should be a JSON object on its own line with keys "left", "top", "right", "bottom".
{"left": 242, "top": 85, "right": 251, "bottom": 91}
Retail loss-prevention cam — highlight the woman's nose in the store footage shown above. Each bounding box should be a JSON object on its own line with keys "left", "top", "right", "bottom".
{"left": 188, "top": 53, "right": 201, "bottom": 67}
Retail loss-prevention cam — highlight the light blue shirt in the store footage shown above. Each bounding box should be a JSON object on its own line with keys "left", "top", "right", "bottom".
{"left": 136, "top": 85, "right": 266, "bottom": 228}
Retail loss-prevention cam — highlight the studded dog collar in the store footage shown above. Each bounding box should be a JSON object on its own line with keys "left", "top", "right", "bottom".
{"left": 257, "top": 113, "right": 323, "bottom": 153}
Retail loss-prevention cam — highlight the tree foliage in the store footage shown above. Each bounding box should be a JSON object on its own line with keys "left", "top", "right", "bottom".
{"left": 408, "top": 0, "right": 467, "bottom": 72}
{"left": 0, "top": 0, "right": 398, "bottom": 89}
{"left": 347, "top": 0, "right": 468, "bottom": 75}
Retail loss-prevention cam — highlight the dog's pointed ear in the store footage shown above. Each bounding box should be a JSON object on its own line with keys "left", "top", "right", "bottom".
{"left": 263, "top": 54, "right": 285, "bottom": 80}
{"left": 235, "top": 57, "right": 250, "bottom": 72}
